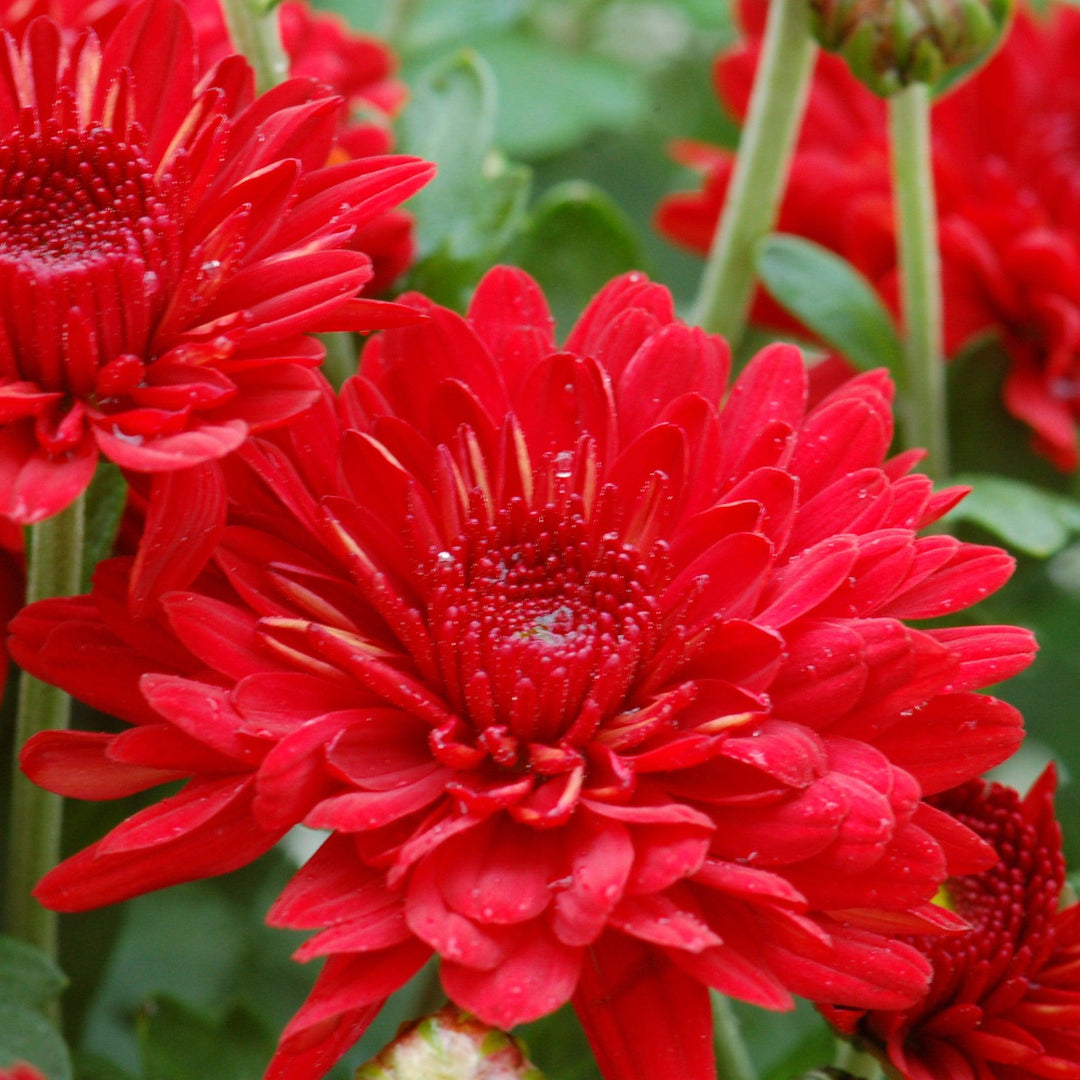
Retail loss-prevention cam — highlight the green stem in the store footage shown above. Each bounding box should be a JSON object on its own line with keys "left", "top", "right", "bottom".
{"left": 889, "top": 82, "right": 948, "bottom": 480}
{"left": 218, "top": 0, "right": 288, "bottom": 93}
{"left": 380, "top": 0, "right": 422, "bottom": 46}
{"left": 713, "top": 995, "right": 757, "bottom": 1080}
{"left": 691, "top": 0, "right": 817, "bottom": 344}
{"left": 5, "top": 495, "right": 86, "bottom": 963}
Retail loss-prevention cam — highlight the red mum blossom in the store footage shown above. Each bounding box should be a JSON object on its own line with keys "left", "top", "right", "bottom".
{"left": 0, "top": 0, "right": 432, "bottom": 523}
{"left": 0, "top": 1065, "right": 49, "bottom": 1080}
{"left": 184, "top": 0, "right": 414, "bottom": 294}
{"left": 15, "top": 269, "right": 1034, "bottom": 1080}
{"left": 657, "top": 1, "right": 1080, "bottom": 469}
{"left": 823, "top": 765, "right": 1080, "bottom": 1080}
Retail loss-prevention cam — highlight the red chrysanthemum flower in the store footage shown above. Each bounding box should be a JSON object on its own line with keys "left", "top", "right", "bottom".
{"left": 0, "top": 1065, "right": 49, "bottom": 1080}
{"left": 657, "top": 0, "right": 1080, "bottom": 469}
{"left": 0, "top": 0, "right": 432, "bottom": 524}
{"left": 185, "top": 0, "right": 415, "bottom": 293}
{"left": 15, "top": 269, "right": 1035, "bottom": 1080}
{"left": 823, "top": 765, "right": 1080, "bottom": 1079}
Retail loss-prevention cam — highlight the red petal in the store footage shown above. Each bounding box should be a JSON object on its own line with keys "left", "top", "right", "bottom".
{"left": 573, "top": 933, "right": 717, "bottom": 1080}
{"left": 20, "top": 730, "right": 182, "bottom": 799}
{"left": 33, "top": 778, "right": 281, "bottom": 911}
{"left": 553, "top": 812, "right": 635, "bottom": 947}
{"left": 127, "top": 463, "right": 226, "bottom": 617}
{"left": 93, "top": 418, "right": 248, "bottom": 471}
{"left": 441, "top": 929, "right": 582, "bottom": 1029}
{"left": 873, "top": 692, "right": 1024, "bottom": 794}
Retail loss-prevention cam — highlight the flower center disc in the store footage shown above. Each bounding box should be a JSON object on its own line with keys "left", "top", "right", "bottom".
{"left": 430, "top": 501, "right": 660, "bottom": 748}
{"left": 0, "top": 123, "right": 178, "bottom": 390}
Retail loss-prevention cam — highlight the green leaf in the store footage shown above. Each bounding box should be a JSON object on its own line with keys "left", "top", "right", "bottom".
{"left": 729, "top": 998, "right": 835, "bottom": 1080}
{"left": 73, "top": 1055, "right": 139, "bottom": 1080}
{"left": 517, "top": 1004, "right": 600, "bottom": 1080}
{"left": 0, "top": 938, "right": 69, "bottom": 1078}
{"left": 0, "top": 935, "right": 67, "bottom": 1008}
{"left": 137, "top": 997, "right": 273, "bottom": 1080}
{"left": 482, "top": 33, "right": 647, "bottom": 160}
{"left": 0, "top": 1002, "right": 71, "bottom": 1080}
{"left": 517, "top": 180, "right": 644, "bottom": 332}
{"left": 399, "top": 49, "right": 532, "bottom": 308}
{"left": 945, "top": 475, "right": 1080, "bottom": 557}
{"left": 81, "top": 463, "right": 128, "bottom": 592}
{"left": 756, "top": 234, "right": 905, "bottom": 377}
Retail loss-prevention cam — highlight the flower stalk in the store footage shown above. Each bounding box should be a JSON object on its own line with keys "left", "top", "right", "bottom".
{"left": 218, "top": 0, "right": 288, "bottom": 92}
{"left": 714, "top": 995, "right": 758, "bottom": 1080}
{"left": 4, "top": 495, "right": 86, "bottom": 963}
{"left": 691, "top": 0, "right": 817, "bottom": 343}
{"left": 889, "top": 82, "right": 948, "bottom": 480}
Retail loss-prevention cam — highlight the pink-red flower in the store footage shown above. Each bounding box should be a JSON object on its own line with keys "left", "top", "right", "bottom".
{"left": 823, "top": 765, "right": 1080, "bottom": 1079}
{"left": 184, "top": 0, "right": 415, "bottom": 293}
{"left": 15, "top": 268, "right": 1034, "bottom": 1080}
{"left": 0, "top": 0, "right": 432, "bottom": 524}
{"left": 658, "top": 1, "right": 1080, "bottom": 469}
{"left": 0, "top": 1065, "right": 49, "bottom": 1080}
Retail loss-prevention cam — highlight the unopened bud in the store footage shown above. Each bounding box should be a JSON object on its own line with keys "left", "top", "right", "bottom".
{"left": 356, "top": 1006, "right": 546, "bottom": 1080}
{"left": 808, "top": 0, "right": 1012, "bottom": 96}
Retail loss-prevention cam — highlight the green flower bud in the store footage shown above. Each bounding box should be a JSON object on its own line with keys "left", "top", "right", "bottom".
{"left": 808, "top": 0, "right": 1013, "bottom": 96}
{"left": 356, "top": 1007, "right": 546, "bottom": 1080}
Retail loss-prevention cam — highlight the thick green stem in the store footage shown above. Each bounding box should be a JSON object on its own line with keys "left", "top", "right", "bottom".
{"left": 889, "top": 82, "right": 948, "bottom": 480}
{"left": 691, "top": 0, "right": 817, "bottom": 344}
{"left": 218, "top": 0, "right": 288, "bottom": 93}
{"left": 5, "top": 495, "right": 86, "bottom": 962}
{"left": 713, "top": 995, "right": 757, "bottom": 1080}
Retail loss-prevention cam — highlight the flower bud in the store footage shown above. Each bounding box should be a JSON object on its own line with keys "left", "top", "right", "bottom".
{"left": 356, "top": 1007, "right": 546, "bottom": 1080}
{"left": 808, "top": 0, "right": 1012, "bottom": 96}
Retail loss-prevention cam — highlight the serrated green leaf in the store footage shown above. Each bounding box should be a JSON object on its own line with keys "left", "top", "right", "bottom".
{"left": 0, "top": 1001, "right": 71, "bottom": 1080}
{"left": 756, "top": 234, "right": 905, "bottom": 377}
{"left": 517, "top": 180, "right": 644, "bottom": 331}
{"left": 399, "top": 49, "right": 532, "bottom": 307}
{"left": 0, "top": 935, "right": 67, "bottom": 1008}
{"left": 946, "top": 475, "right": 1080, "bottom": 557}
{"left": 399, "top": 50, "right": 528, "bottom": 259}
